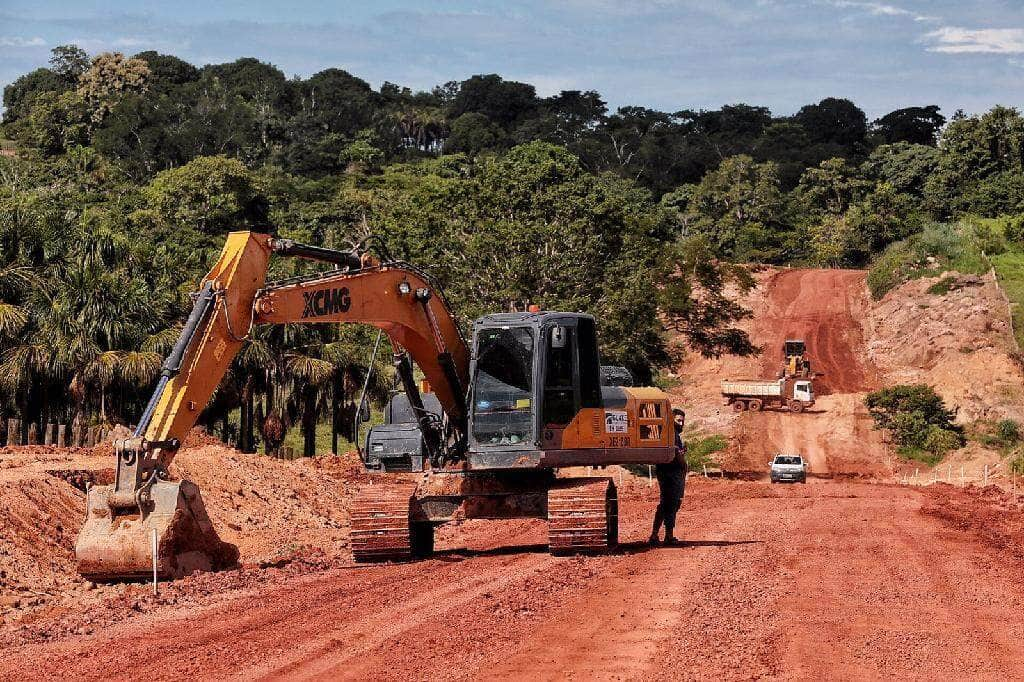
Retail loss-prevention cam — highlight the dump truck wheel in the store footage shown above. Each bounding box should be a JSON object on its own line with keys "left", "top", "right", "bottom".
{"left": 788, "top": 400, "right": 804, "bottom": 413}
{"left": 748, "top": 399, "right": 763, "bottom": 412}
{"left": 732, "top": 400, "right": 747, "bottom": 412}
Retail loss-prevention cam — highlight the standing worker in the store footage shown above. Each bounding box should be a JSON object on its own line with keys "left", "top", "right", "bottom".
{"left": 650, "top": 407, "right": 688, "bottom": 546}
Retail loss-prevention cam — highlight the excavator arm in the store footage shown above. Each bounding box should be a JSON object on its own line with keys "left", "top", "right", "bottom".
{"left": 76, "top": 231, "right": 470, "bottom": 580}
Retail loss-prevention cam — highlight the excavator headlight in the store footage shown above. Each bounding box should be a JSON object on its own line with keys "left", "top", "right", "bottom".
{"left": 398, "top": 281, "right": 412, "bottom": 295}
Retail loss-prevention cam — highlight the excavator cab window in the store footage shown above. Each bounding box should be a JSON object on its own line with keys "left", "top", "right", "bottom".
{"left": 576, "top": 317, "right": 602, "bottom": 408}
{"left": 471, "top": 327, "right": 535, "bottom": 445}
{"left": 543, "top": 326, "right": 576, "bottom": 426}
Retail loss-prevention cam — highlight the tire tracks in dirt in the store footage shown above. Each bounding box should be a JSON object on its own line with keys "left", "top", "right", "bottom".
{"left": 731, "top": 269, "right": 888, "bottom": 477}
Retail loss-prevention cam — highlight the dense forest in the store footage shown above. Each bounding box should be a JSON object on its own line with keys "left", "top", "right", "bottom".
{"left": 1, "top": 46, "right": 1022, "bottom": 454}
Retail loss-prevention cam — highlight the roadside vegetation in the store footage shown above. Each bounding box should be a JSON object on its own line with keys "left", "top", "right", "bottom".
{"left": 684, "top": 434, "right": 729, "bottom": 471}
{"left": 865, "top": 385, "right": 964, "bottom": 465}
{"left": 2, "top": 44, "right": 1023, "bottom": 456}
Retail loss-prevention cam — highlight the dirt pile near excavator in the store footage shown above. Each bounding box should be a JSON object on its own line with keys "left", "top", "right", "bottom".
{"left": 0, "top": 439, "right": 401, "bottom": 628}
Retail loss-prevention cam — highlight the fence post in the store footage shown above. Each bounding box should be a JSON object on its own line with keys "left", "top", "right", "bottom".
{"left": 57, "top": 424, "right": 67, "bottom": 448}
{"left": 27, "top": 423, "right": 39, "bottom": 445}
{"left": 984, "top": 464, "right": 989, "bottom": 486}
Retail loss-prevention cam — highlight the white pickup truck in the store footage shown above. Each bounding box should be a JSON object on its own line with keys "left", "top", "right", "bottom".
{"left": 768, "top": 454, "right": 807, "bottom": 483}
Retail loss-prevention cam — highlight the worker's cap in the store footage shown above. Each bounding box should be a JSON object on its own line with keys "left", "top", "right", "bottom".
{"left": 671, "top": 407, "right": 686, "bottom": 418}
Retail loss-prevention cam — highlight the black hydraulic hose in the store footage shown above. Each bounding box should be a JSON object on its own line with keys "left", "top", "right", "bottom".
{"left": 134, "top": 281, "right": 217, "bottom": 438}
{"left": 354, "top": 329, "right": 384, "bottom": 462}
{"left": 270, "top": 238, "right": 363, "bottom": 270}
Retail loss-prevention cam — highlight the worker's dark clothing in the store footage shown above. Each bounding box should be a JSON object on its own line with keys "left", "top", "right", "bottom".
{"left": 652, "top": 430, "right": 687, "bottom": 540}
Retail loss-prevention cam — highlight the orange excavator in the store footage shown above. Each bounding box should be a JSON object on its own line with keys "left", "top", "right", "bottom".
{"left": 76, "top": 232, "right": 678, "bottom": 580}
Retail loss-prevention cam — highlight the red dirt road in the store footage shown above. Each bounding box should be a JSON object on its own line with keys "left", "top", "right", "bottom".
{"left": 3, "top": 480, "right": 1023, "bottom": 681}
{"left": 727, "top": 269, "right": 889, "bottom": 476}
{"left": 756, "top": 269, "right": 879, "bottom": 394}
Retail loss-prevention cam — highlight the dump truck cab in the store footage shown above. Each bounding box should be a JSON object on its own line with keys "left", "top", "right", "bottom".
{"left": 792, "top": 379, "right": 814, "bottom": 405}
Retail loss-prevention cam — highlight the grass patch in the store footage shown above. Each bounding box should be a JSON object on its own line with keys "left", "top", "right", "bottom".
{"left": 896, "top": 446, "right": 944, "bottom": 466}
{"left": 868, "top": 221, "right": 991, "bottom": 300}
{"left": 989, "top": 248, "right": 1024, "bottom": 350}
{"left": 926, "top": 275, "right": 957, "bottom": 296}
{"left": 969, "top": 418, "right": 1021, "bottom": 454}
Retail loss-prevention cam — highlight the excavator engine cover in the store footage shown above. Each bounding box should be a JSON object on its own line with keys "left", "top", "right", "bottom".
{"left": 76, "top": 479, "right": 238, "bottom": 581}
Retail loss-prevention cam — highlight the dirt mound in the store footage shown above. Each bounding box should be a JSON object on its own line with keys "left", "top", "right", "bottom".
{"left": 866, "top": 271, "right": 1024, "bottom": 424}
{"left": 0, "top": 475, "right": 83, "bottom": 597}
{"left": 0, "top": 440, "right": 404, "bottom": 629}
{"left": 921, "top": 483, "right": 1024, "bottom": 563}
{"left": 168, "top": 445, "right": 404, "bottom": 564}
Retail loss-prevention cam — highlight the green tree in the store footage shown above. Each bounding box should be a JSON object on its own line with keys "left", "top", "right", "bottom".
{"left": 77, "top": 52, "right": 151, "bottom": 123}
{"left": 793, "top": 97, "right": 868, "bottom": 151}
{"left": 444, "top": 112, "right": 507, "bottom": 154}
{"left": 872, "top": 106, "right": 945, "bottom": 146}
{"left": 682, "top": 154, "right": 787, "bottom": 261}
{"left": 139, "top": 155, "right": 267, "bottom": 236}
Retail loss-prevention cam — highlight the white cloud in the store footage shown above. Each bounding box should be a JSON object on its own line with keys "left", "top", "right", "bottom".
{"left": 825, "top": 1, "right": 937, "bottom": 22}
{"left": 924, "top": 27, "right": 1024, "bottom": 54}
{"left": 0, "top": 36, "right": 46, "bottom": 48}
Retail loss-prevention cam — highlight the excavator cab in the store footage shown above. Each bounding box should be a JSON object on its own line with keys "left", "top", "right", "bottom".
{"left": 467, "top": 312, "right": 614, "bottom": 468}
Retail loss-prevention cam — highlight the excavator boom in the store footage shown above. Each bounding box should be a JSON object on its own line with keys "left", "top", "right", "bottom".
{"left": 76, "top": 231, "right": 469, "bottom": 580}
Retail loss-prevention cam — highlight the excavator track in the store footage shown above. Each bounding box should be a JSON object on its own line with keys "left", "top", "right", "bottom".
{"left": 547, "top": 478, "right": 618, "bottom": 555}
{"left": 350, "top": 484, "right": 422, "bottom": 562}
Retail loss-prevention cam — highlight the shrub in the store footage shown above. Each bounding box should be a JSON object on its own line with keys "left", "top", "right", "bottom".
{"left": 1004, "top": 215, "right": 1024, "bottom": 244}
{"left": 1012, "top": 451, "right": 1024, "bottom": 475}
{"left": 686, "top": 434, "right": 728, "bottom": 470}
{"left": 997, "top": 418, "right": 1020, "bottom": 445}
{"left": 865, "top": 384, "right": 964, "bottom": 458}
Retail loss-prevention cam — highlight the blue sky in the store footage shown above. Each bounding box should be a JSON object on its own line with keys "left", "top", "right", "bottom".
{"left": 2, "top": 0, "right": 1023, "bottom": 119}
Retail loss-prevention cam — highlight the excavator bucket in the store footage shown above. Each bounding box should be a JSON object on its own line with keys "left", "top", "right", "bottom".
{"left": 76, "top": 479, "right": 238, "bottom": 581}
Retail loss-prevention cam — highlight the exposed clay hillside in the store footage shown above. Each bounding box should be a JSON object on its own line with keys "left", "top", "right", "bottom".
{"left": 866, "top": 272, "right": 1024, "bottom": 423}
{"left": 672, "top": 266, "right": 1024, "bottom": 479}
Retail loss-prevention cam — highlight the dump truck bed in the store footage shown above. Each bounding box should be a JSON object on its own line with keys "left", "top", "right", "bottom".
{"left": 721, "top": 379, "right": 784, "bottom": 397}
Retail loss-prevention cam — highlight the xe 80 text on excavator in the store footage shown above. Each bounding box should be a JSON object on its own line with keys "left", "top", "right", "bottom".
{"left": 75, "top": 231, "right": 678, "bottom": 580}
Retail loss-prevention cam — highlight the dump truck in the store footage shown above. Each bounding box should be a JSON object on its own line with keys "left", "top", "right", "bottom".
{"left": 76, "top": 231, "right": 681, "bottom": 580}
{"left": 720, "top": 377, "right": 814, "bottom": 413}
